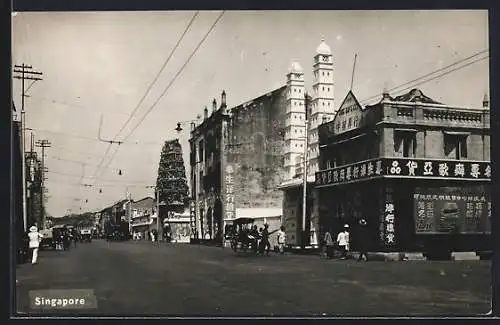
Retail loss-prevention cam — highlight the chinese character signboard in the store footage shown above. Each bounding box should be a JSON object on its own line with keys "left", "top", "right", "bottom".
{"left": 225, "top": 164, "right": 235, "bottom": 220}
{"left": 316, "top": 159, "right": 385, "bottom": 187}
{"left": 386, "top": 158, "right": 491, "bottom": 180}
{"left": 413, "top": 188, "right": 491, "bottom": 234}
{"left": 315, "top": 158, "right": 491, "bottom": 187}
{"left": 379, "top": 187, "right": 396, "bottom": 247}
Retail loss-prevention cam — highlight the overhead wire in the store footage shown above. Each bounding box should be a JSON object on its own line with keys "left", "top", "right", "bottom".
{"left": 362, "top": 54, "right": 489, "bottom": 105}
{"left": 91, "top": 11, "right": 200, "bottom": 181}
{"left": 359, "top": 49, "right": 489, "bottom": 104}
{"left": 100, "top": 11, "right": 225, "bottom": 178}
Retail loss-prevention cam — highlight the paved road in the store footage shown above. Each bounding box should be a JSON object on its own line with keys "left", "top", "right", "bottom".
{"left": 15, "top": 239, "right": 492, "bottom": 317}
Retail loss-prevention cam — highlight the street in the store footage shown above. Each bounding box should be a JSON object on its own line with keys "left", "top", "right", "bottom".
{"left": 15, "top": 240, "right": 491, "bottom": 317}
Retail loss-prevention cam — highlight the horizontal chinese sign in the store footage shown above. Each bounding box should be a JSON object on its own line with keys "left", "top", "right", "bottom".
{"left": 315, "top": 159, "right": 385, "bottom": 186}
{"left": 413, "top": 189, "right": 491, "bottom": 234}
{"left": 315, "top": 158, "right": 491, "bottom": 187}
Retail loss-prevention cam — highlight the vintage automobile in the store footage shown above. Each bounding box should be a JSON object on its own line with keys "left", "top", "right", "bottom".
{"left": 40, "top": 225, "right": 71, "bottom": 251}
{"left": 80, "top": 228, "right": 92, "bottom": 243}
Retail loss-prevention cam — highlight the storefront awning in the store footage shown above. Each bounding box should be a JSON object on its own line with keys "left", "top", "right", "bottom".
{"left": 224, "top": 208, "right": 282, "bottom": 222}
{"left": 277, "top": 175, "right": 315, "bottom": 190}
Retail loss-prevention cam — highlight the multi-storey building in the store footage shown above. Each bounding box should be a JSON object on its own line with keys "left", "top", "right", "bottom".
{"left": 315, "top": 88, "right": 491, "bottom": 259}
{"left": 128, "top": 197, "right": 156, "bottom": 238}
{"left": 189, "top": 84, "right": 290, "bottom": 242}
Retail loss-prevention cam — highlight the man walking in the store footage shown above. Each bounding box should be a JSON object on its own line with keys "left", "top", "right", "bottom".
{"left": 323, "top": 229, "right": 335, "bottom": 259}
{"left": 337, "top": 224, "right": 350, "bottom": 260}
{"left": 28, "top": 225, "right": 43, "bottom": 265}
{"left": 357, "top": 219, "right": 369, "bottom": 261}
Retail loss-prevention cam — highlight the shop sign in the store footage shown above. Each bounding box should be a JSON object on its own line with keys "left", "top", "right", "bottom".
{"left": 315, "top": 158, "right": 491, "bottom": 187}
{"left": 386, "top": 158, "right": 491, "bottom": 180}
{"left": 379, "top": 188, "right": 396, "bottom": 246}
{"left": 225, "top": 164, "right": 235, "bottom": 219}
{"left": 315, "top": 158, "right": 385, "bottom": 186}
{"left": 413, "top": 189, "right": 491, "bottom": 234}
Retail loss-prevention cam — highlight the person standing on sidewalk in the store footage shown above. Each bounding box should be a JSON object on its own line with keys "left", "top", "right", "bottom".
{"left": 323, "top": 229, "right": 335, "bottom": 259}
{"left": 28, "top": 226, "right": 43, "bottom": 265}
{"left": 357, "top": 219, "right": 369, "bottom": 261}
{"left": 337, "top": 224, "right": 350, "bottom": 260}
{"left": 276, "top": 226, "right": 287, "bottom": 255}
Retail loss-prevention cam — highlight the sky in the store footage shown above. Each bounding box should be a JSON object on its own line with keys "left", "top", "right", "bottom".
{"left": 11, "top": 10, "right": 489, "bottom": 217}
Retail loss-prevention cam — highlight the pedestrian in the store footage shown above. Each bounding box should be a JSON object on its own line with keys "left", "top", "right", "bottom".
{"left": 28, "top": 225, "right": 43, "bottom": 265}
{"left": 151, "top": 230, "right": 156, "bottom": 242}
{"left": 276, "top": 226, "right": 286, "bottom": 255}
{"left": 323, "top": 229, "right": 335, "bottom": 259}
{"left": 357, "top": 219, "right": 369, "bottom": 261}
{"left": 261, "top": 224, "right": 278, "bottom": 256}
{"left": 337, "top": 224, "right": 350, "bottom": 260}
{"left": 250, "top": 225, "right": 259, "bottom": 253}
{"left": 72, "top": 229, "right": 78, "bottom": 248}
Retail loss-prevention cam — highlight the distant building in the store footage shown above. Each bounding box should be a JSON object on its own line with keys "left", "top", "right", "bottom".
{"left": 127, "top": 197, "right": 156, "bottom": 238}
{"left": 315, "top": 88, "right": 491, "bottom": 257}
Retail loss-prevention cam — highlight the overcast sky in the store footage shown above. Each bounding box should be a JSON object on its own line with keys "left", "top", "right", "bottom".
{"left": 12, "top": 10, "right": 489, "bottom": 217}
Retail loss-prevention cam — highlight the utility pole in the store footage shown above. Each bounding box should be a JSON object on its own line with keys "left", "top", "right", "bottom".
{"left": 302, "top": 92, "right": 310, "bottom": 249}
{"left": 36, "top": 139, "right": 51, "bottom": 228}
{"left": 146, "top": 185, "right": 160, "bottom": 242}
{"left": 13, "top": 64, "right": 43, "bottom": 232}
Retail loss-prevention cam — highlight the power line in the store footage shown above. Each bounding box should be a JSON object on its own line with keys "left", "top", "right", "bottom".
{"left": 51, "top": 155, "right": 159, "bottom": 170}
{"left": 28, "top": 127, "right": 163, "bottom": 145}
{"left": 99, "top": 11, "right": 225, "bottom": 177}
{"left": 114, "top": 11, "right": 199, "bottom": 141}
{"left": 369, "top": 55, "right": 489, "bottom": 103}
{"left": 92, "top": 11, "right": 199, "bottom": 180}
{"left": 360, "top": 49, "right": 489, "bottom": 104}
{"left": 46, "top": 169, "right": 150, "bottom": 184}
{"left": 122, "top": 11, "right": 225, "bottom": 143}
{"left": 26, "top": 95, "right": 131, "bottom": 117}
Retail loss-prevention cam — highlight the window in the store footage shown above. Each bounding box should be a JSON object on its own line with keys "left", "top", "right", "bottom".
{"left": 198, "top": 140, "right": 204, "bottom": 162}
{"left": 444, "top": 134, "right": 468, "bottom": 159}
{"left": 394, "top": 130, "right": 416, "bottom": 158}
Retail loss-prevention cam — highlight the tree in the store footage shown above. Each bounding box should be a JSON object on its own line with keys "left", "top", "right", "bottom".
{"left": 156, "top": 139, "right": 189, "bottom": 211}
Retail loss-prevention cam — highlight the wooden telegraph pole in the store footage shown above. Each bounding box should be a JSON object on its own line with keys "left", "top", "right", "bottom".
{"left": 36, "top": 139, "right": 51, "bottom": 228}
{"left": 13, "top": 64, "right": 43, "bottom": 231}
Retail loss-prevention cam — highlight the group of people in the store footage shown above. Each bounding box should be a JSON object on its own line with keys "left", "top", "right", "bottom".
{"left": 322, "top": 219, "right": 369, "bottom": 261}
{"left": 232, "top": 224, "right": 287, "bottom": 256}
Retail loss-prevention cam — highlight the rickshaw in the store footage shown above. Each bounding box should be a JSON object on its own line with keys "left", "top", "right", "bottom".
{"left": 227, "top": 217, "right": 259, "bottom": 253}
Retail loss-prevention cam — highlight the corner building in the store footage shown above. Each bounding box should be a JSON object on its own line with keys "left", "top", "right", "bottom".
{"left": 315, "top": 89, "right": 491, "bottom": 258}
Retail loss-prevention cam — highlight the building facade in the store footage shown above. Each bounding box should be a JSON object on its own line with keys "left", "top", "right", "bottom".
{"left": 190, "top": 84, "right": 289, "bottom": 242}
{"left": 278, "top": 39, "right": 337, "bottom": 249}
{"left": 315, "top": 88, "right": 491, "bottom": 257}
{"left": 128, "top": 197, "right": 156, "bottom": 238}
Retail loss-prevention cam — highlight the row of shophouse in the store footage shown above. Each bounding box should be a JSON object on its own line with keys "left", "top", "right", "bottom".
{"left": 187, "top": 38, "right": 492, "bottom": 256}
{"left": 12, "top": 102, "right": 46, "bottom": 235}
{"left": 94, "top": 196, "right": 191, "bottom": 242}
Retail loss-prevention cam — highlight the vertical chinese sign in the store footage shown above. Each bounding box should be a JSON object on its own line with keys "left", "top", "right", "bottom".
{"left": 189, "top": 200, "right": 197, "bottom": 239}
{"left": 225, "top": 164, "right": 235, "bottom": 220}
{"left": 379, "top": 187, "right": 396, "bottom": 248}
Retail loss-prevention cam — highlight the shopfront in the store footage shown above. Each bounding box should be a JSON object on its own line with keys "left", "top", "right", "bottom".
{"left": 316, "top": 157, "right": 492, "bottom": 255}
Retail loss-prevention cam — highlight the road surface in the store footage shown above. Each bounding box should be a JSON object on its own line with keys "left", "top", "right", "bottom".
{"left": 15, "top": 239, "right": 492, "bottom": 317}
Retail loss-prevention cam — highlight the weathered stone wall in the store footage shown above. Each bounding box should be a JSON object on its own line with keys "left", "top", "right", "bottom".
{"left": 228, "top": 87, "right": 287, "bottom": 209}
